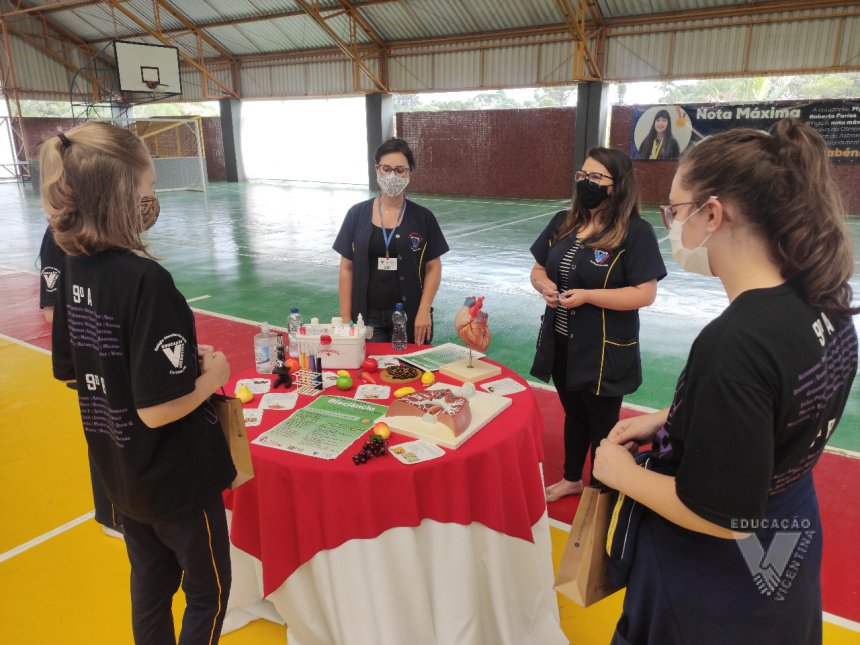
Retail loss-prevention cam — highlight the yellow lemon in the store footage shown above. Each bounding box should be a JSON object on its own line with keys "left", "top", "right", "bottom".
{"left": 421, "top": 371, "right": 436, "bottom": 386}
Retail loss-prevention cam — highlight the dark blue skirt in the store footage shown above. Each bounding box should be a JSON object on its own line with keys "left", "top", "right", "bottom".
{"left": 611, "top": 472, "right": 822, "bottom": 645}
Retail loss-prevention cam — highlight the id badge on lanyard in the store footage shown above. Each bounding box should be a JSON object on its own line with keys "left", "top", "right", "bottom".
{"left": 378, "top": 198, "right": 406, "bottom": 272}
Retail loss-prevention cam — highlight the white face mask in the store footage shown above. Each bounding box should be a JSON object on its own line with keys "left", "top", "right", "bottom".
{"left": 668, "top": 202, "right": 713, "bottom": 277}
{"left": 376, "top": 172, "right": 410, "bottom": 197}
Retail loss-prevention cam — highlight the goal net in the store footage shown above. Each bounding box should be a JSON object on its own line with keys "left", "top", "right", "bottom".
{"left": 124, "top": 116, "right": 207, "bottom": 192}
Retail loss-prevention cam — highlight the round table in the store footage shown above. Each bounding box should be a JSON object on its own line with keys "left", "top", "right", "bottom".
{"left": 222, "top": 343, "right": 566, "bottom": 645}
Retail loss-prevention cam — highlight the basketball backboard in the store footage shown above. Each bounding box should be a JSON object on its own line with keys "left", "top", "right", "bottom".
{"left": 113, "top": 41, "right": 181, "bottom": 94}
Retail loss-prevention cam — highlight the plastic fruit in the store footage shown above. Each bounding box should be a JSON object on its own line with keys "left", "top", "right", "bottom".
{"left": 361, "top": 357, "right": 378, "bottom": 373}
{"left": 235, "top": 384, "right": 254, "bottom": 403}
{"left": 421, "top": 371, "right": 436, "bottom": 386}
{"left": 360, "top": 371, "right": 378, "bottom": 385}
{"left": 371, "top": 421, "right": 391, "bottom": 441}
{"left": 285, "top": 358, "right": 300, "bottom": 373}
{"left": 336, "top": 374, "right": 353, "bottom": 391}
{"left": 337, "top": 369, "right": 350, "bottom": 377}
{"left": 393, "top": 386, "right": 416, "bottom": 398}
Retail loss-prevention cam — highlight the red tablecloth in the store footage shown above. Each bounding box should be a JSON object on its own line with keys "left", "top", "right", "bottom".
{"left": 223, "top": 344, "right": 547, "bottom": 596}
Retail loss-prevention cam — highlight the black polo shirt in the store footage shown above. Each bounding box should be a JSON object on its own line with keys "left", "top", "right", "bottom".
{"left": 530, "top": 211, "right": 666, "bottom": 396}
{"left": 333, "top": 198, "right": 449, "bottom": 343}
{"left": 38, "top": 226, "right": 64, "bottom": 309}
{"left": 52, "top": 249, "right": 235, "bottom": 522}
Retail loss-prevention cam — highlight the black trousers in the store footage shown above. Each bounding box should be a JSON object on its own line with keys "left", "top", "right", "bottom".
{"left": 120, "top": 494, "right": 231, "bottom": 645}
{"left": 89, "top": 453, "right": 121, "bottom": 529}
{"left": 552, "top": 333, "right": 622, "bottom": 485}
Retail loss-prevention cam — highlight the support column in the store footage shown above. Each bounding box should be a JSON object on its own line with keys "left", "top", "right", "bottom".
{"left": 365, "top": 93, "right": 393, "bottom": 190}
{"left": 220, "top": 98, "right": 245, "bottom": 183}
{"left": 573, "top": 81, "right": 610, "bottom": 189}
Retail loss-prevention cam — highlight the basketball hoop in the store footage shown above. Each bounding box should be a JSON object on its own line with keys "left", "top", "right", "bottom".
{"left": 144, "top": 80, "right": 160, "bottom": 90}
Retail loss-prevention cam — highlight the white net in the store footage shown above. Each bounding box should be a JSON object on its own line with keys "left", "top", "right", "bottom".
{"left": 124, "top": 117, "right": 207, "bottom": 192}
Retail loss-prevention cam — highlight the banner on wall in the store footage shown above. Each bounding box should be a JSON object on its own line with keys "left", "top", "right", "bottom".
{"left": 631, "top": 100, "right": 860, "bottom": 163}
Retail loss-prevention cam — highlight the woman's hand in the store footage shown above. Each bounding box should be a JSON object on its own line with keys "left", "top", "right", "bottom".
{"left": 593, "top": 438, "right": 636, "bottom": 490}
{"left": 558, "top": 289, "right": 589, "bottom": 308}
{"left": 414, "top": 306, "right": 432, "bottom": 346}
{"left": 607, "top": 409, "right": 667, "bottom": 452}
{"left": 541, "top": 284, "right": 560, "bottom": 309}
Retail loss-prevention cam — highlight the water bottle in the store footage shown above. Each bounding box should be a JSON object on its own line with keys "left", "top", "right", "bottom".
{"left": 254, "top": 324, "right": 277, "bottom": 374}
{"left": 288, "top": 307, "right": 302, "bottom": 358}
{"left": 392, "top": 303, "right": 408, "bottom": 351}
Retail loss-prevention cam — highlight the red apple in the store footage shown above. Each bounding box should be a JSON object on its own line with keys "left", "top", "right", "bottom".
{"left": 361, "top": 357, "right": 378, "bottom": 373}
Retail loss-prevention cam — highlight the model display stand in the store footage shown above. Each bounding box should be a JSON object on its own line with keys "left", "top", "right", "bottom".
{"left": 439, "top": 355, "right": 502, "bottom": 383}
{"left": 378, "top": 383, "right": 511, "bottom": 449}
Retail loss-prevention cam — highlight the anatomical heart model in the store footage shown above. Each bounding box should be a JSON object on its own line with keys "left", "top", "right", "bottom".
{"left": 454, "top": 296, "right": 491, "bottom": 366}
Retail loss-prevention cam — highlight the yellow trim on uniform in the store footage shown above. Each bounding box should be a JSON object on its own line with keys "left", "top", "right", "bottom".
{"left": 203, "top": 508, "right": 223, "bottom": 645}
{"left": 605, "top": 340, "right": 637, "bottom": 347}
{"left": 596, "top": 250, "right": 626, "bottom": 395}
{"left": 606, "top": 491, "right": 627, "bottom": 555}
{"left": 418, "top": 243, "right": 427, "bottom": 291}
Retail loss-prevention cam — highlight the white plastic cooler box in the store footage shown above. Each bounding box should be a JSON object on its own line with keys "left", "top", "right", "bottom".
{"left": 302, "top": 325, "right": 366, "bottom": 370}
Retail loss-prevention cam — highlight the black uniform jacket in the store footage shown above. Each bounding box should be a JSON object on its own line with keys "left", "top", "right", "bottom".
{"left": 333, "top": 197, "right": 449, "bottom": 343}
{"left": 530, "top": 211, "right": 666, "bottom": 396}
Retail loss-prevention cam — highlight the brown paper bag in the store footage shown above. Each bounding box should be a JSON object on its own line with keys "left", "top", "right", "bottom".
{"left": 211, "top": 393, "right": 254, "bottom": 489}
{"left": 554, "top": 486, "right": 620, "bottom": 607}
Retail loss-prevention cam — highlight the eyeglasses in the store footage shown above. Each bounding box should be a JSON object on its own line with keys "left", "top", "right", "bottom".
{"left": 659, "top": 197, "right": 717, "bottom": 229}
{"left": 376, "top": 164, "right": 411, "bottom": 177}
{"left": 575, "top": 170, "right": 613, "bottom": 185}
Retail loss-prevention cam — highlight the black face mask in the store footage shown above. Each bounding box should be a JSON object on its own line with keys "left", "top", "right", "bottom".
{"left": 576, "top": 179, "right": 609, "bottom": 209}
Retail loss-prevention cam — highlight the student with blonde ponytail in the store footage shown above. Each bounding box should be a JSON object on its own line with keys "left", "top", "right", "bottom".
{"left": 45, "top": 122, "right": 235, "bottom": 644}
{"left": 593, "top": 118, "right": 858, "bottom": 644}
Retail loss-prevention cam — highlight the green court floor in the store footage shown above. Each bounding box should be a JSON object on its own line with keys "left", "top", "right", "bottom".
{"left": 2, "top": 180, "right": 858, "bottom": 452}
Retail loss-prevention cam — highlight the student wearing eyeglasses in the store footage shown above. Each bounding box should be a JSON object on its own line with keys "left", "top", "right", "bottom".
{"left": 334, "top": 138, "right": 449, "bottom": 346}
{"left": 595, "top": 119, "right": 858, "bottom": 645}
{"left": 530, "top": 147, "right": 666, "bottom": 502}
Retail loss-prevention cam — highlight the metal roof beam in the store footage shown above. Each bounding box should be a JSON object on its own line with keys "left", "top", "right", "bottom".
{"left": 0, "top": 0, "right": 97, "bottom": 17}
{"left": 86, "top": 0, "right": 400, "bottom": 45}
{"left": 554, "top": 0, "right": 602, "bottom": 80}
{"left": 103, "top": 0, "right": 238, "bottom": 99}
{"left": 295, "top": 0, "right": 388, "bottom": 92}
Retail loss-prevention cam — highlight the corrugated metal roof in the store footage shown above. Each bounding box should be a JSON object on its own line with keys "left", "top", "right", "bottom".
{"left": 5, "top": 0, "right": 858, "bottom": 100}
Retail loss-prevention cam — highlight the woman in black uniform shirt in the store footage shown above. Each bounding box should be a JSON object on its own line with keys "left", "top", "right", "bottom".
{"left": 530, "top": 147, "right": 665, "bottom": 502}
{"left": 334, "top": 138, "right": 449, "bottom": 345}
{"left": 43, "top": 122, "right": 235, "bottom": 644}
{"left": 596, "top": 119, "right": 858, "bottom": 644}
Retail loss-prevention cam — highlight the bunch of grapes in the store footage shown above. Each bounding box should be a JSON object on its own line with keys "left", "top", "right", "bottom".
{"left": 352, "top": 435, "right": 388, "bottom": 465}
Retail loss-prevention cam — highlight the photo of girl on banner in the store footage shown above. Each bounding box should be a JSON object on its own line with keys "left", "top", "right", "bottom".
{"left": 633, "top": 106, "right": 693, "bottom": 160}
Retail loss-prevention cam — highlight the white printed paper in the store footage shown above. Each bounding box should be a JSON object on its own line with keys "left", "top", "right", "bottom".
{"left": 479, "top": 377, "right": 527, "bottom": 396}
{"left": 243, "top": 409, "right": 263, "bottom": 427}
{"left": 354, "top": 384, "right": 391, "bottom": 400}
{"left": 369, "top": 355, "right": 401, "bottom": 368}
{"left": 259, "top": 392, "right": 298, "bottom": 411}
{"left": 236, "top": 378, "right": 272, "bottom": 394}
{"left": 389, "top": 439, "right": 446, "bottom": 465}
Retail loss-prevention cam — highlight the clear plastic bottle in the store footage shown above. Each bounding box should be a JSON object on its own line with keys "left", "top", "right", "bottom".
{"left": 254, "top": 324, "right": 277, "bottom": 374}
{"left": 287, "top": 307, "right": 302, "bottom": 358}
{"left": 391, "top": 303, "right": 408, "bottom": 351}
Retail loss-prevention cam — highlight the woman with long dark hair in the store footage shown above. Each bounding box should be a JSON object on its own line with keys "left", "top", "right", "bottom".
{"left": 530, "top": 147, "right": 666, "bottom": 502}
{"left": 596, "top": 118, "right": 858, "bottom": 644}
{"left": 638, "top": 109, "right": 681, "bottom": 160}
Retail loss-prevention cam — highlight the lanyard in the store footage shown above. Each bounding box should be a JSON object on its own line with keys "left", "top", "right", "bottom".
{"left": 377, "top": 198, "right": 406, "bottom": 258}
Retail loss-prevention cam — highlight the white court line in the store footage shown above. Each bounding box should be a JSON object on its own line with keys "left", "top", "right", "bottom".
{"left": 0, "top": 511, "right": 95, "bottom": 564}
{"left": 186, "top": 295, "right": 211, "bottom": 303}
{"left": 0, "top": 332, "right": 51, "bottom": 355}
{"left": 823, "top": 612, "right": 860, "bottom": 633}
{"left": 446, "top": 209, "right": 560, "bottom": 240}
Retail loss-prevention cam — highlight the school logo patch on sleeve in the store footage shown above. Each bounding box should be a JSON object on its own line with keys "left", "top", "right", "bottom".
{"left": 155, "top": 333, "right": 188, "bottom": 374}
{"left": 409, "top": 232, "right": 424, "bottom": 251}
{"left": 41, "top": 266, "right": 60, "bottom": 292}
